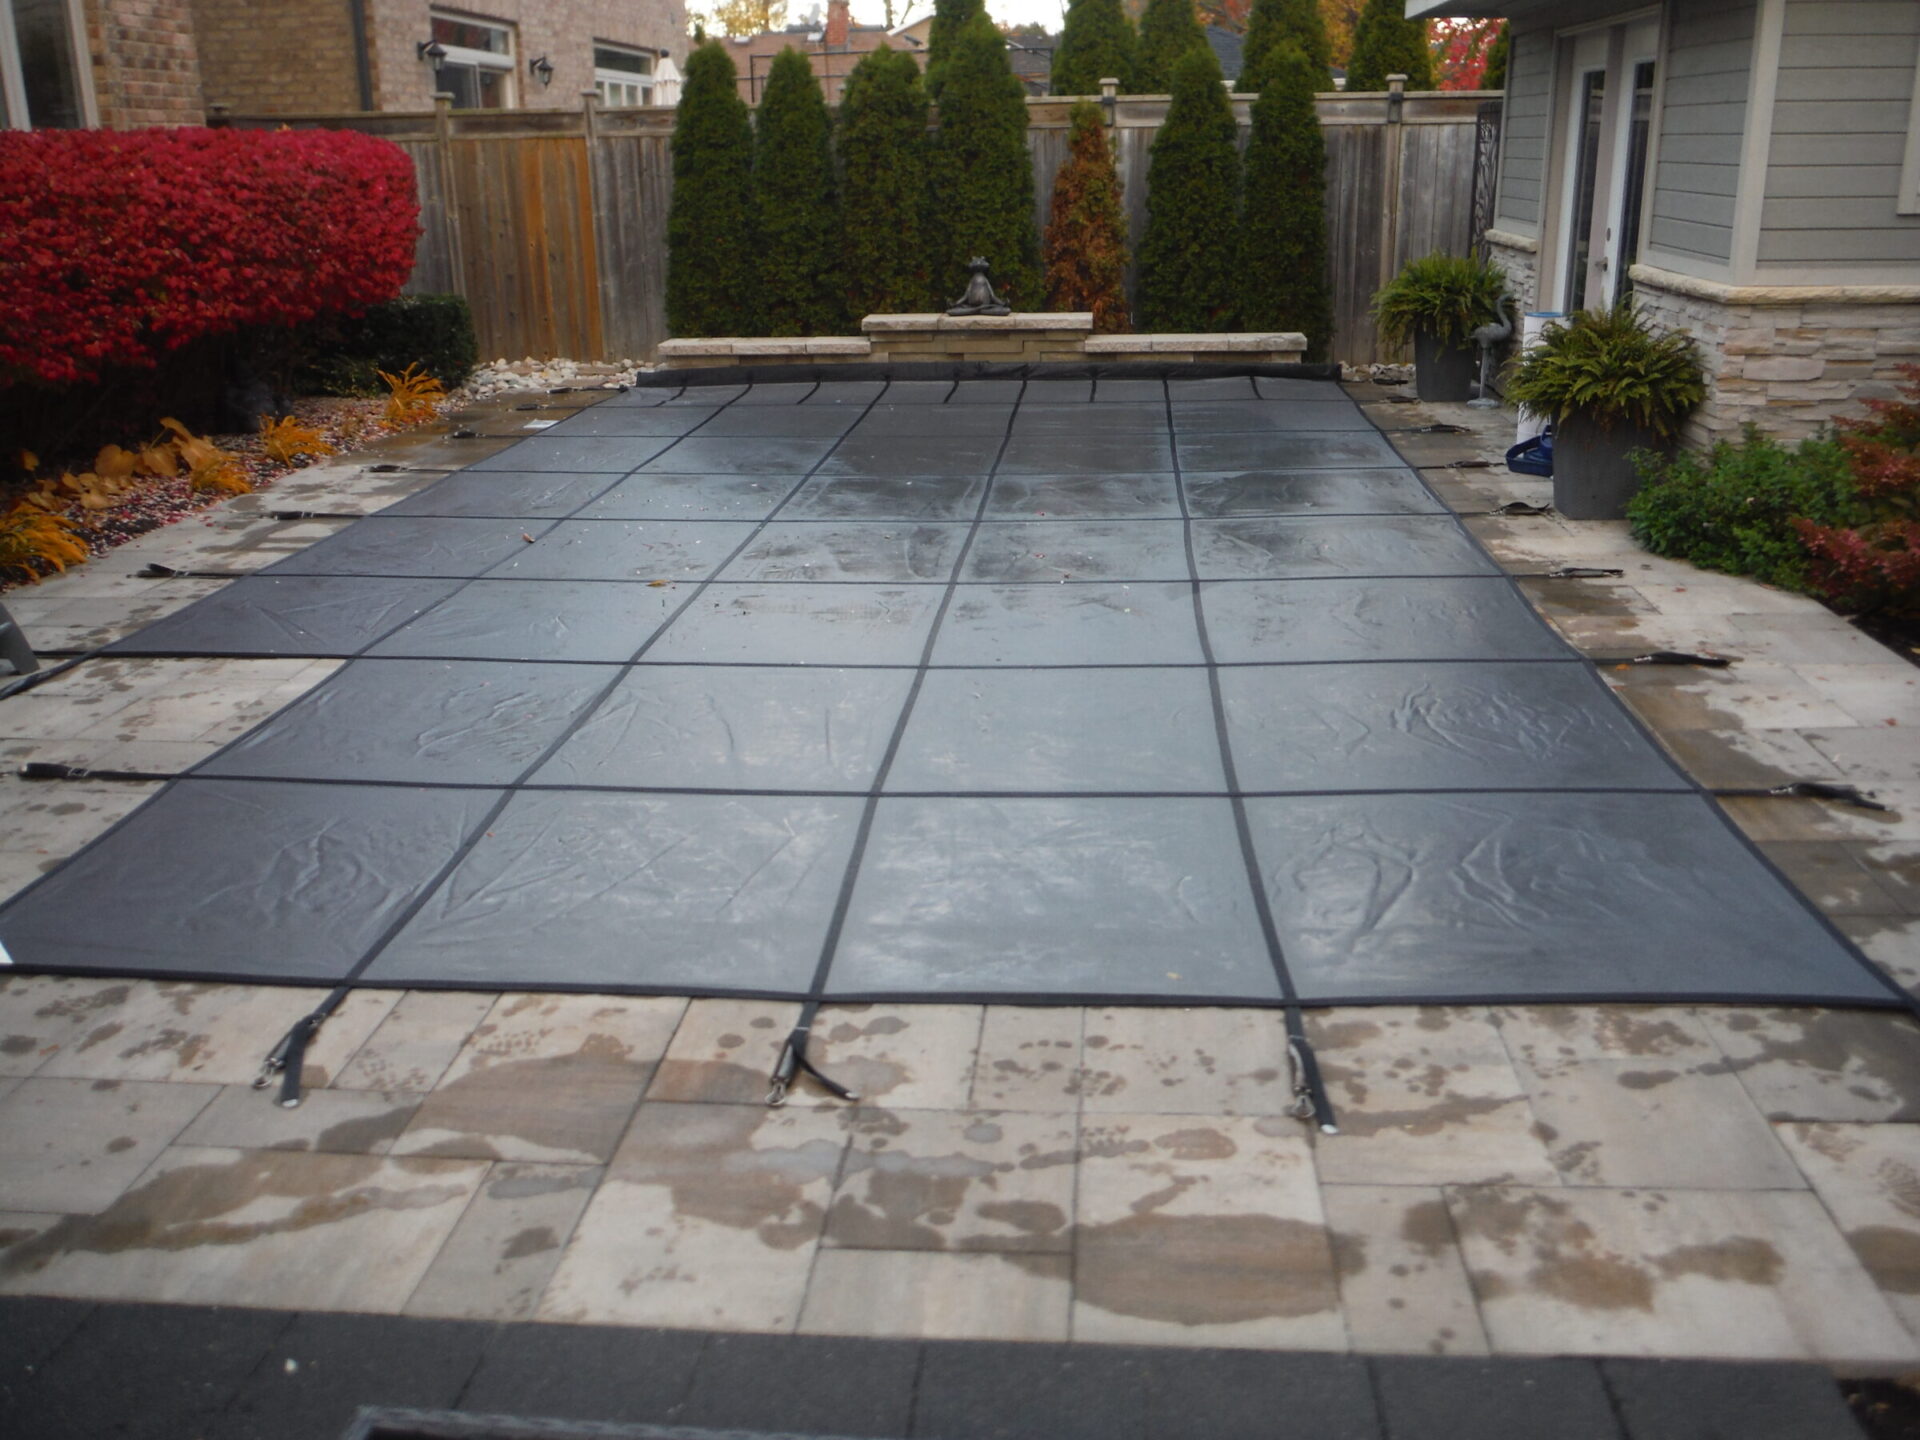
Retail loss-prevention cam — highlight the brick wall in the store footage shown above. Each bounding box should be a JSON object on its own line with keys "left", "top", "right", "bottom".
{"left": 188, "top": 0, "right": 363, "bottom": 114}
{"left": 366, "top": 0, "right": 687, "bottom": 113}
{"left": 83, "top": 0, "right": 204, "bottom": 127}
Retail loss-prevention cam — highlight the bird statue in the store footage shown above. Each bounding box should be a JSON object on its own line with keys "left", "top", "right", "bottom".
{"left": 1469, "top": 295, "right": 1516, "bottom": 409}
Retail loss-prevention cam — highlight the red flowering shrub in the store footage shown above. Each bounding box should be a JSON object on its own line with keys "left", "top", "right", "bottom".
{"left": 0, "top": 127, "right": 418, "bottom": 389}
{"left": 1794, "top": 364, "right": 1920, "bottom": 615}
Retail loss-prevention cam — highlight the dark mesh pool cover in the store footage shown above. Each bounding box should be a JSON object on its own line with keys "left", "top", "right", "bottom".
{"left": 4, "top": 373, "right": 1899, "bottom": 1014}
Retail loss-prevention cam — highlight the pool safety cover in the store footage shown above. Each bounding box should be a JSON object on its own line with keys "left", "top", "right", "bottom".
{"left": 0, "top": 373, "right": 1899, "bottom": 1012}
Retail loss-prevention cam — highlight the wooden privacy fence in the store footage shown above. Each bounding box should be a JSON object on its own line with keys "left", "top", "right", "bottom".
{"left": 233, "top": 88, "right": 1490, "bottom": 369}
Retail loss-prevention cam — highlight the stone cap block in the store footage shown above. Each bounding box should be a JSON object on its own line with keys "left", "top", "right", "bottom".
{"left": 657, "top": 337, "right": 872, "bottom": 358}
{"left": 861, "top": 312, "right": 1095, "bottom": 334}
{"left": 1085, "top": 332, "right": 1307, "bottom": 354}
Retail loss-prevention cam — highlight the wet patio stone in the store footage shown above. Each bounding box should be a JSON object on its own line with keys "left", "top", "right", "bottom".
{"left": 1446, "top": 1185, "right": 1918, "bottom": 1364}
{"left": 402, "top": 1160, "right": 601, "bottom": 1321}
{"left": 1071, "top": 1112, "right": 1342, "bottom": 1349}
{"left": 392, "top": 993, "right": 684, "bottom": 1165}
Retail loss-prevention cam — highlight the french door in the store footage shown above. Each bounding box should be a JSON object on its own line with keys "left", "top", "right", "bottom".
{"left": 1555, "top": 19, "right": 1659, "bottom": 313}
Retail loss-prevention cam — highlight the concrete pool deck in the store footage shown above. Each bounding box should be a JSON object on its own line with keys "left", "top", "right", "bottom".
{"left": 2, "top": 379, "right": 1919, "bottom": 1384}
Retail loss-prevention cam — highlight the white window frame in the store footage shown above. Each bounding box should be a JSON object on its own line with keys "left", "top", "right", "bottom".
{"left": 0, "top": 0, "right": 99, "bottom": 129}
{"left": 593, "top": 42, "right": 656, "bottom": 107}
{"left": 1900, "top": 54, "right": 1920, "bottom": 216}
{"left": 431, "top": 10, "right": 516, "bottom": 109}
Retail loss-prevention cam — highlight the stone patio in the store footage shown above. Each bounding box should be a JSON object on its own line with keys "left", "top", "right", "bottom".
{"left": 2, "top": 378, "right": 1919, "bottom": 1372}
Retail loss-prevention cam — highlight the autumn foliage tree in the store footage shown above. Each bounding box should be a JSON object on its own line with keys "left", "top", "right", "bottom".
{"left": 839, "top": 47, "right": 934, "bottom": 316}
{"left": 667, "top": 41, "right": 760, "bottom": 337}
{"left": 1345, "top": 0, "right": 1433, "bottom": 91}
{"left": 1239, "top": 0, "right": 1332, "bottom": 93}
{"left": 703, "top": 0, "right": 787, "bottom": 39}
{"left": 1239, "top": 42, "right": 1332, "bottom": 358}
{"left": 1051, "top": 0, "right": 1138, "bottom": 95}
{"left": 1043, "top": 102, "right": 1129, "bottom": 332}
{"left": 1137, "top": 0, "right": 1208, "bottom": 92}
{"left": 930, "top": 13, "right": 1040, "bottom": 307}
{"left": 753, "top": 49, "right": 844, "bottom": 335}
{"left": 1137, "top": 46, "right": 1240, "bottom": 331}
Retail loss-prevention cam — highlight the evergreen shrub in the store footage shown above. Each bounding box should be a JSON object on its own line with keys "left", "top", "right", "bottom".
{"left": 1136, "top": 0, "right": 1208, "bottom": 92}
{"left": 1136, "top": 46, "right": 1241, "bottom": 332}
{"left": 1346, "top": 0, "right": 1434, "bottom": 91}
{"left": 930, "top": 14, "right": 1040, "bottom": 308}
{"left": 1239, "top": 43, "right": 1332, "bottom": 359}
{"left": 1238, "top": 0, "right": 1332, "bottom": 94}
{"left": 1051, "top": 0, "right": 1138, "bottom": 96}
{"left": 838, "top": 47, "right": 935, "bottom": 316}
{"left": 754, "top": 48, "right": 845, "bottom": 335}
{"left": 667, "top": 41, "right": 760, "bottom": 337}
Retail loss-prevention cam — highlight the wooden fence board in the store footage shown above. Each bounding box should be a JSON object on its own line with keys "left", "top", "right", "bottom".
{"left": 232, "top": 93, "right": 1489, "bottom": 368}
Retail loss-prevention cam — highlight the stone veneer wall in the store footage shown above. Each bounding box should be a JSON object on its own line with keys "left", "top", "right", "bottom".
{"left": 1629, "top": 271, "right": 1920, "bottom": 451}
{"left": 1479, "top": 233, "right": 1920, "bottom": 450}
{"left": 84, "top": 0, "right": 204, "bottom": 127}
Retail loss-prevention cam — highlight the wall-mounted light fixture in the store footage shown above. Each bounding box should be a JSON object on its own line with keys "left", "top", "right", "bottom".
{"left": 529, "top": 54, "right": 554, "bottom": 86}
{"left": 417, "top": 39, "right": 447, "bottom": 73}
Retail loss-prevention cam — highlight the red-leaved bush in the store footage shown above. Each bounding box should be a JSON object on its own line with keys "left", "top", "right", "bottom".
{"left": 0, "top": 127, "right": 419, "bottom": 389}
{"left": 1794, "top": 364, "right": 1920, "bottom": 615}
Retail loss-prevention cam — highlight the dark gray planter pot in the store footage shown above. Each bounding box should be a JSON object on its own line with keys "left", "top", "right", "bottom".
{"left": 1552, "top": 412, "right": 1666, "bottom": 520}
{"left": 1413, "top": 329, "right": 1477, "bottom": 402}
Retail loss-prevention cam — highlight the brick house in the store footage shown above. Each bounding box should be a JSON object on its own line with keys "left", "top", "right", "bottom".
{"left": 726, "top": 0, "right": 921, "bottom": 103}
{"left": 2, "top": 0, "right": 687, "bottom": 129}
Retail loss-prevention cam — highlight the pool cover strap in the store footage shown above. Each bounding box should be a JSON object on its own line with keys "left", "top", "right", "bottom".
{"left": 767, "top": 1020, "right": 861, "bottom": 1106}
{"left": 1715, "top": 780, "right": 1892, "bottom": 812}
{"left": 20, "top": 761, "right": 178, "bottom": 784}
{"left": 255, "top": 987, "right": 347, "bottom": 1108}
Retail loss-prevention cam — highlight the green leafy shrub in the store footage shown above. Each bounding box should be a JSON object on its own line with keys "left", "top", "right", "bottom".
{"left": 1503, "top": 301, "right": 1705, "bottom": 439}
{"left": 838, "top": 47, "right": 935, "bottom": 316}
{"left": 297, "top": 295, "right": 477, "bottom": 396}
{"left": 930, "top": 13, "right": 1041, "bottom": 309}
{"left": 1043, "top": 102, "right": 1130, "bottom": 331}
{"left": 1136, "top": 46, "right": 1241, "bottom": 333}
{"left": 754, "top": 48, "right": 845, "bottom": 336}
{"left": 667, "top": 41, "right": 760, "bottom": 338}
{"left": 1345, "top": 0, "right": 1434, "bottom": 92}
{"left": 1371, "top": 251, "right": 1507, "bottom": 350}
{"left": 1238, "top": 0, "right": 1332, "bottom": 94}
{"left": 1238, "top": 42, "right": 1332, "bottom": 360}
{"left": 1051, "top": 0, "right": 1138, "bottom": 96}
{"left": 1136, "top": 0, "right": 1207, "bottom": 92}
{"left": 1628, "top": 427, "right": 1867, "bottom": 592}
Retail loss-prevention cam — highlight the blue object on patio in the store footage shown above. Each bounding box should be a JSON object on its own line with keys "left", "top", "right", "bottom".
{"left": 1506, "top": 428, "right": 1554, "bottom": 476}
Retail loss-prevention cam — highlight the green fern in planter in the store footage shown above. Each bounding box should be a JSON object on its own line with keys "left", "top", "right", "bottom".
{"left": 1370, "top": 252, "right": 1506, "bottom": 350}
{"left": 1504, "top": 301, "right": 1706, "bottom": 439}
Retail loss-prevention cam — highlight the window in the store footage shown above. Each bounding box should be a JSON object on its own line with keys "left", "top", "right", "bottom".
{"left": 594, "top": 43, "right": 656, "bottom": 106}
{"left": 1, "top": 0, "right": 94, "bottom": 129}
{"left": 431, "top": 12, "right": 515, "bottom": 110}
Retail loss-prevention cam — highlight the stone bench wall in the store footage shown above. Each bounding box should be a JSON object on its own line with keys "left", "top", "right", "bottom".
{"left": 655, "top": 314, "right": 1309, "bottom": 371}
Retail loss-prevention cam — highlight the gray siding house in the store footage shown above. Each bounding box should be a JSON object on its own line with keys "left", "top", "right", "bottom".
{"left": 1410, "top": 0, "right": 1920, "bottom": 445}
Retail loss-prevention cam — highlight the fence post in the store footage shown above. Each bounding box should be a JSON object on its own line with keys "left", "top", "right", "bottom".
{"left": 433, "top": 92, "right": 467, "bottom": 300}
{"left": 1380, "top": 74, "right": 1407, "bottom": 299}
